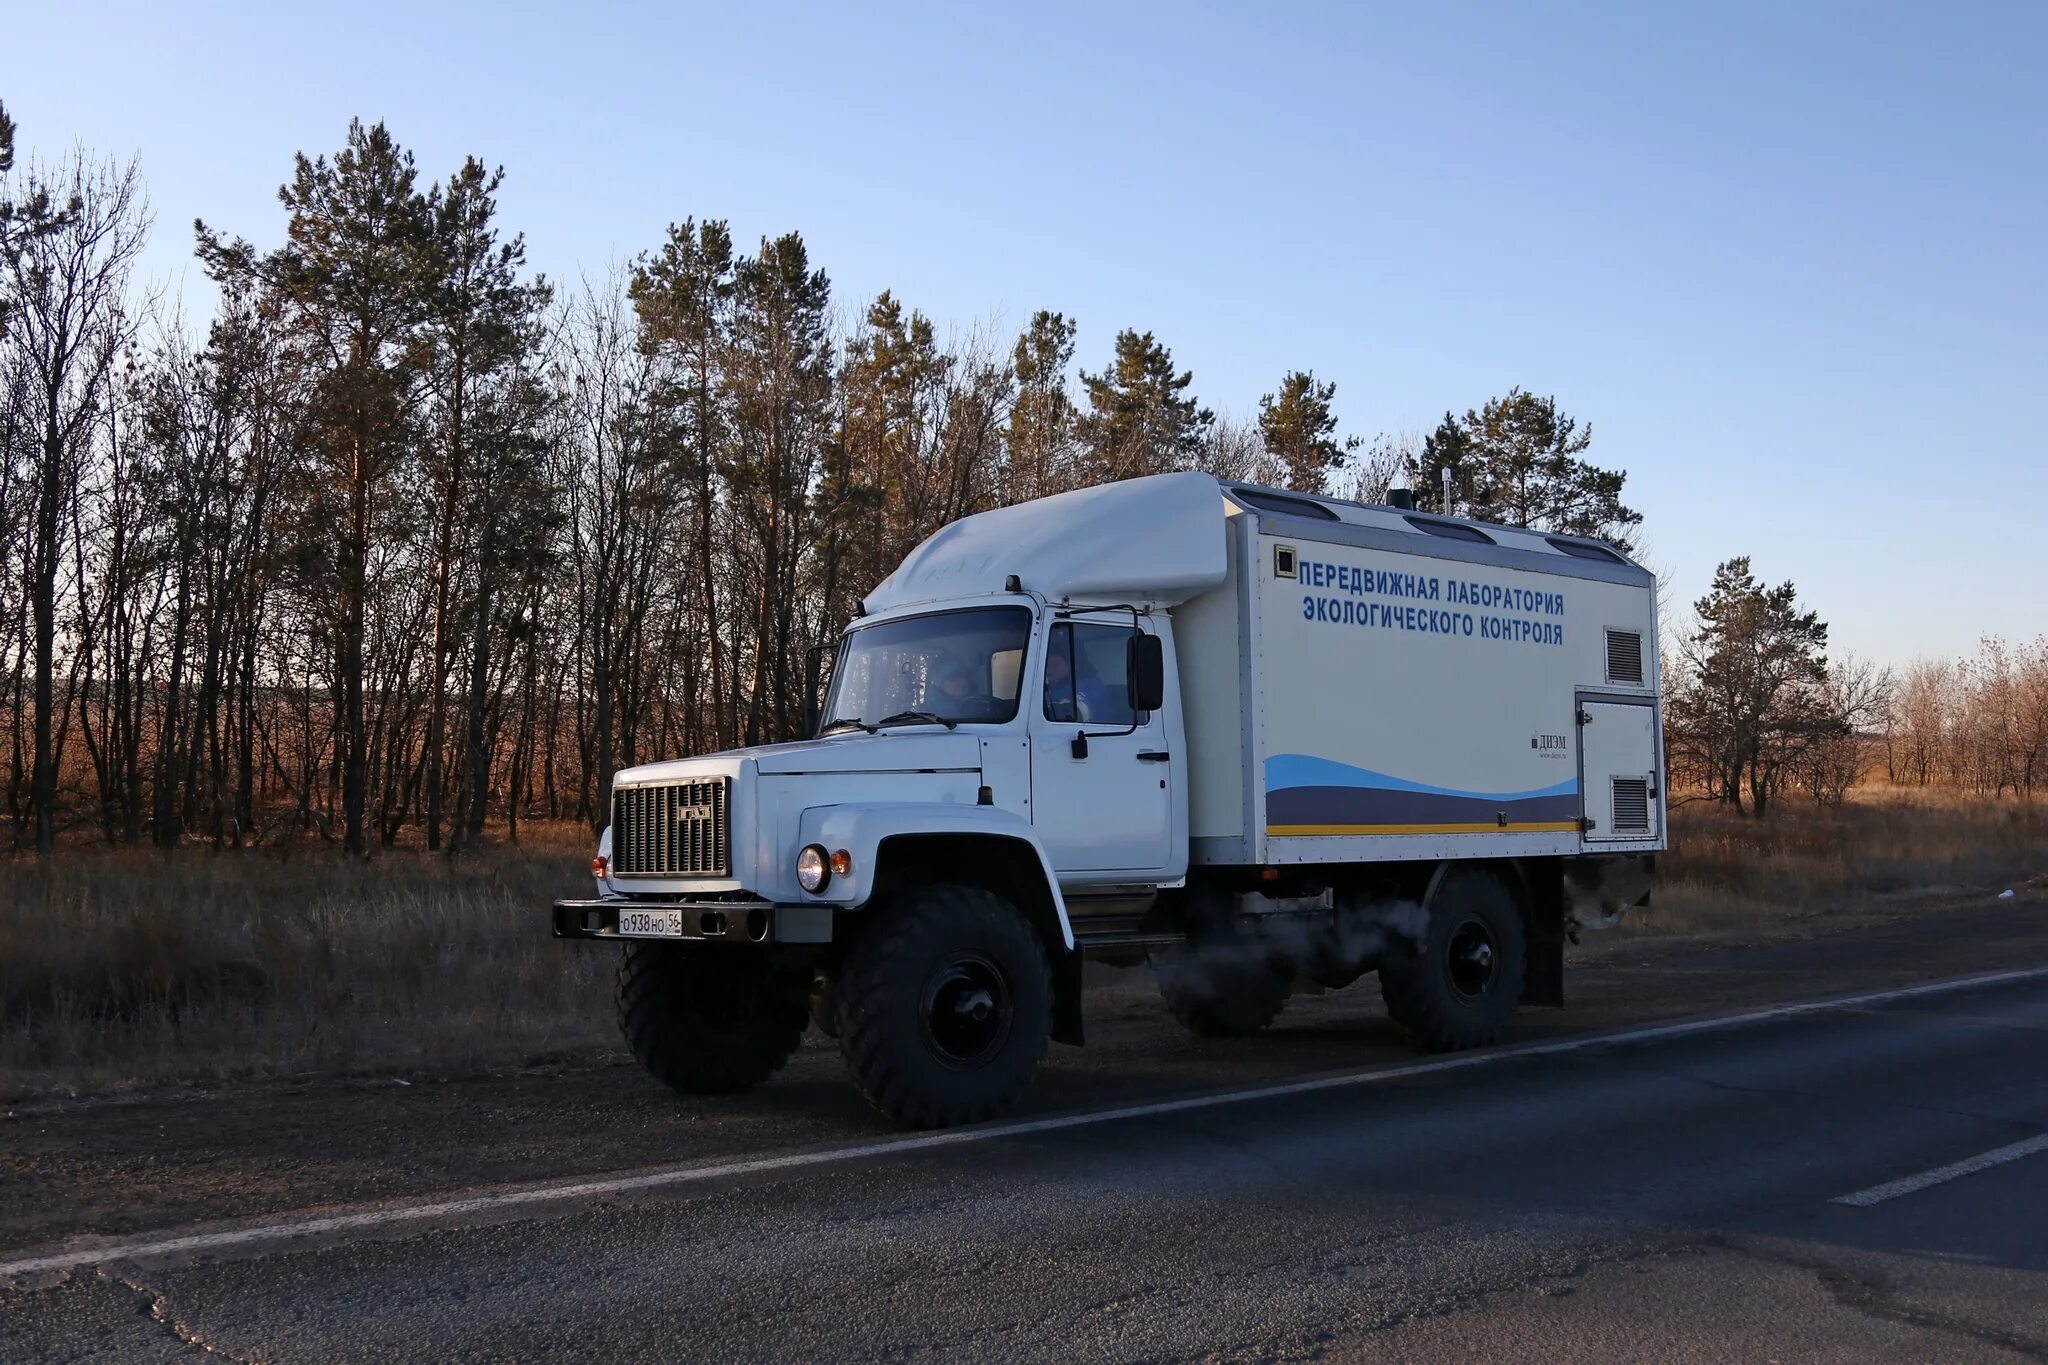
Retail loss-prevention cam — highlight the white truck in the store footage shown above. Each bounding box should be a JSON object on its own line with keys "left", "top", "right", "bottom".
{"left": 553, "top": 472, "right": 1663, "bottom": 1127}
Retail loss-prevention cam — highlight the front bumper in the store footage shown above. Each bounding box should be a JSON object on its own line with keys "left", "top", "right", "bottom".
{"left": 552, "top": 897, "right": 833, "bottom": 944}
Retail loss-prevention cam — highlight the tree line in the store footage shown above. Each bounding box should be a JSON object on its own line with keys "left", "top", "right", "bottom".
{"left": 1664, "top": 559, "right": 2048, "bottom": 814}
{"left": 0, "top": 109, "right": 1642, "bottom": 855}
{"left": 1883, "top": 640, "right": 2048, "bottom": 799}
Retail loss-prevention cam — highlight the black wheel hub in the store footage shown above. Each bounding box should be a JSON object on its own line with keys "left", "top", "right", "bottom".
{"left": 1445, "top": 918, "right": 1499, "bottom": 1001}
{"left": 921, "top": 954, "right": 1013, "bottom": 1068}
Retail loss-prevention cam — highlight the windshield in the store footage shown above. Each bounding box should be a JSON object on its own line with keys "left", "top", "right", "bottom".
{"left": 820, "top": 606, "right": 1032, "bottom": 729}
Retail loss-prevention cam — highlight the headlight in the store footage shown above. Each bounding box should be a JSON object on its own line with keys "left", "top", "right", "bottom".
{"left": 796, "top": 844, "right": 830, "bottom": 894}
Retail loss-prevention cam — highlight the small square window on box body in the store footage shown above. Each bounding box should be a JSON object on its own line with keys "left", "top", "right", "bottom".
{"left": 1274, "top": 544, "right": 1297, "bottom": 578}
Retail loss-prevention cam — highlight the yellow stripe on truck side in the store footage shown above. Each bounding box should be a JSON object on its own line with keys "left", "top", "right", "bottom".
{"left": 1266, "top": 821, "right": 1583, "bottom": 837}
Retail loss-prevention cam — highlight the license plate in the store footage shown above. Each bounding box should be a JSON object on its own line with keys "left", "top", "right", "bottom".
{"left": 618, "top": 908, "right": 685, "bottom": 938}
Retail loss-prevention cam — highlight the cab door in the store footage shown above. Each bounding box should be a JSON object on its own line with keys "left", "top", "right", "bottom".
{"left": 1028, "top": 619, "right": 1173, "bottom": 874}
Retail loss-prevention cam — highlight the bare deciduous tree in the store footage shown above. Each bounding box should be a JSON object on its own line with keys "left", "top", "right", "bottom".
{"left": 1, "top": 150, "right": 147, "bottom": 853}
{"left": 1796, "top": 654, "right": 1893, "bottom": 805}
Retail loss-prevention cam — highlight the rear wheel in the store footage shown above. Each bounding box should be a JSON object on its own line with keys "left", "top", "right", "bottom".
{"left": 1378, "top": 867, "right": 1526, "bottom": 1052}
{"left": 837, "top": 884, "right": 1053, "bottom": 1128}
{"left": 616, "top": 943, "right": 810, "bottom": 1095}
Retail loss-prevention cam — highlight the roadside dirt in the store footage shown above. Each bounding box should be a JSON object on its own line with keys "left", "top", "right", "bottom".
{"left": 3, "top": 885, "right": 2043, "bottom": 1253}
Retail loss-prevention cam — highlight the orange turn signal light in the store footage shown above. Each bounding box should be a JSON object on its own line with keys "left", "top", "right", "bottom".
{"left": 829, "top": 848, "right": 854, "bottom": 877}
{"left": 591, "top": 855, "right": 609, "bottom": 878}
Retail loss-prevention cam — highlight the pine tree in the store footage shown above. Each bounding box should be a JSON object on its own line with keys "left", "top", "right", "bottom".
{"left": 1256, "top": 370, "right": 1356, "bottom": 493}
{"left": 840, "top": 290, "right": 950, "bottom": 566}
{"left": 0, "top": 99, "right": 18, "bottom": 321}
{"left": 421, "top": 156, "right": 552, "bottom": 849}
{"left": 1411, "top": 411, "right": 1480, "bottom": 516}
{"left": 1077, "top": 329, "right": 1212, "bottom": 482}
{"left": 1006, "top": 310, "right": 1079, "bottom": 500}
{"left": 202, "top": 120, "right": 437, "bottom": 855}
{"left": 1668, "top": 557, "right": 1833, "bottom": 817}
{"left": 631, "top": 218, "right": 737, "bottom": 747}
{"left": 1469, "top": 388, "right": 1635, "bottom": 542}
{"left": 725, "top": 232, "right": 832, "bottom": 742}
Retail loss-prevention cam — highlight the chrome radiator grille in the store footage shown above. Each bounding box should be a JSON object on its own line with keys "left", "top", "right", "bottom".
{"left": 611, "top": 778, "right": 730, "bottom": 877}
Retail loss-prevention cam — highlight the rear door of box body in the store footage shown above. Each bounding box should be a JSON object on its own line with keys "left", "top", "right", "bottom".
{"left": 1578, "top": 697, "right": 1660, "bottom": 842}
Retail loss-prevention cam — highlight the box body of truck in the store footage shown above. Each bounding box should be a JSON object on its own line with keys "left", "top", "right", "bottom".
{"left": 1177, "top": 488, "right": 1663, "bottom": 871}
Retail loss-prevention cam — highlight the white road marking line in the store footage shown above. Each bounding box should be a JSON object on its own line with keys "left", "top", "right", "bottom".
{"left": 4, "top": 963, "right": 2047, "bottom": 1278}
{"left": 1830, "top": 1133, "right": 2048, "bottom": 1208}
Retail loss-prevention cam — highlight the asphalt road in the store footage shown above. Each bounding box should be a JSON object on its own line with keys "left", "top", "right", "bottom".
{"left": 5, "top": 919, "right": 2048, "bottom": 1361}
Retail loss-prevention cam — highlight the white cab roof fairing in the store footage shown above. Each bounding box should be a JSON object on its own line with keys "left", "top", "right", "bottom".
{"left": 862, "top": 472, "right": 1230, "bottom": 614}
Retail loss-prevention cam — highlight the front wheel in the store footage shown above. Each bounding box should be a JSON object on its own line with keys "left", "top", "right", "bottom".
{"left": 837, "top": 884, "right": 1053, "bottom": 1128}
{"left": 1378, "top": 868, "right": 1526, "bottom": 1052}
{"left": 616, "top": 943, "right": 810, "bottom": 1095}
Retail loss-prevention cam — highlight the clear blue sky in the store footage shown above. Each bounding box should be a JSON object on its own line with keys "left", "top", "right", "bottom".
{"left": 8, "top": 1, "right": 2043, "bottom": 664}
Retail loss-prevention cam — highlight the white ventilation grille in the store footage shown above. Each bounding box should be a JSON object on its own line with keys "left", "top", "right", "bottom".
{"left": 1610, "top": 777, "right": 1651, "bottom": 832}
{"left": 1605, "top": 629, "right": 1645, "bottom": 685}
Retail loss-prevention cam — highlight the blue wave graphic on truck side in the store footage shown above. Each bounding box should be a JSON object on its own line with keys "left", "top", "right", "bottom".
{"left": 1265, "top": 754, "right": 1580, "bottom": 836}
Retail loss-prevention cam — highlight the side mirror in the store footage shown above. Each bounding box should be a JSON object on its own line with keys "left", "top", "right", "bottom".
{"left": 1127, "top": 633, "right": 1165, "bottom": 713}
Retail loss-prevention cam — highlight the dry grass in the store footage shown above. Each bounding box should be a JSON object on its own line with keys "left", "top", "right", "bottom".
{"left": 1629, "top": 791, "right": 2048, "bottom": 937}
{"left": 4, "top": 797, "right": 2046, "bottom": 1097}
{"left": 0, "top": 826, "right": 613, "bottom": 1098}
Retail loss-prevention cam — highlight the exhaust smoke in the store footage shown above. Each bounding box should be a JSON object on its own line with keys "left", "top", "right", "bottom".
{"left": 1155, "top": 895, "right": 1431, "bottom": 998}
{"left": 1563, "top": 858, "right": 1656, "bottom": 938}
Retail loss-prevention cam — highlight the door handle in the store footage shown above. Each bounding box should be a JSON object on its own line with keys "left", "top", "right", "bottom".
{"left": 1136, "top": 750, "right": 1170, "bottom": 762}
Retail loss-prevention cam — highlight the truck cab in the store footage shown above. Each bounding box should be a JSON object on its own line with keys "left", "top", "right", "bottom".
{"left": 554, "top": 472, "right": 1662, "bottom": 1128}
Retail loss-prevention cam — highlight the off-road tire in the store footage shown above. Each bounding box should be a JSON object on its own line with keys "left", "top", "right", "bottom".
{"left": 616, "top": 942, "right": 810, "bottom": 1095}
{"left": 837, "top": 884, "right": 1053, "bottom": 1128}
{"left": 1154, "top": 946, "right": 1293, "bottom": 1037}
{"left": 1378, "top": 867, "right": 1526, "bottom": 1052}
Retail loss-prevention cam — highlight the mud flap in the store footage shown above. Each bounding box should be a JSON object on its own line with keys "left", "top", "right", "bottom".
{"left": 1521, "top": 860, "right": 1566, "bottom": 1007}
{"left": 1051, "top": 949, "right": 1085, "bottom": 1045}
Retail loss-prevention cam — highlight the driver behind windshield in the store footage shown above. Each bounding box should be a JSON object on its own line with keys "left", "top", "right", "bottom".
{"left": 931, "top": 660, "right": 1004, "bottom": 722}
{"left": 818, "top": 607, "right": 1033, "bottom": 732}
